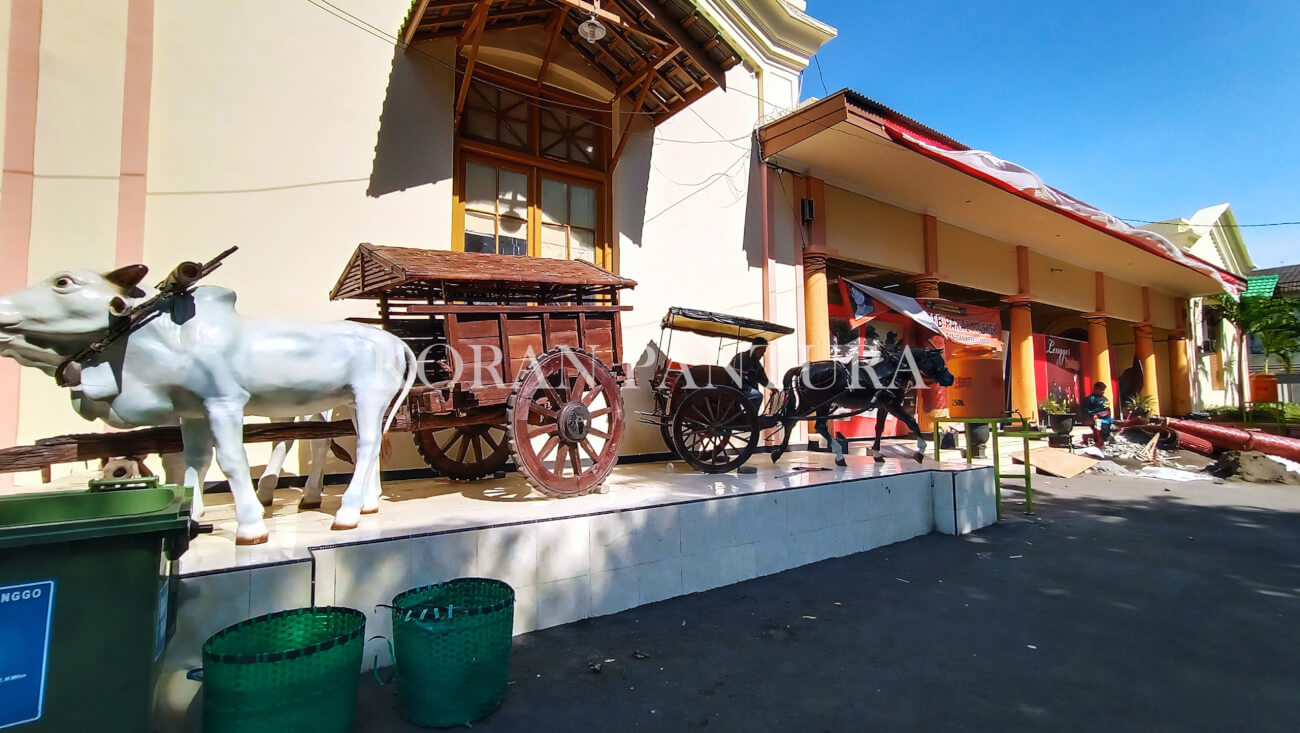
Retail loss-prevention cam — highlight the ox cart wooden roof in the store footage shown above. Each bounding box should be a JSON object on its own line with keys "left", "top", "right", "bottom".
{"left": 330, "top": 244, "right": 636, "bottom": 303}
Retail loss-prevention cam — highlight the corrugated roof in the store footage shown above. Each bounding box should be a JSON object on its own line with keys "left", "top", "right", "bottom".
{"left": 1252, "top": 264, "right": 1300, "bottom": 293}
{"left": 1244, "top": 274, "right": 1280, "bottom": 298}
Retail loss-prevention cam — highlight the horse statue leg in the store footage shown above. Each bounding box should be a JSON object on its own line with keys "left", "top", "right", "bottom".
{"left": 886, "top": 403, "right": 927, "bottom": 463}
{"left": 871, "top": 406, "right": 888, "bottom": 463}
{"left": 814, "top": 409, "right": 847, "bottom": 467}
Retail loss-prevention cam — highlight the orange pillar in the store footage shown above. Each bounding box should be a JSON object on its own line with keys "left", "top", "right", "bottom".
{"left": 803, "top": 252, "right": 831, "bottom": 362}
{"left": 1006, "top": 298, "right": 1037, "bottom": 423}
{"left": 1169, "top": 329, "right": 1192, "bottom": 415}
{"left": 1085, "top": 313, "right": 1113, "bottom": 397}
{"left": 910, "top": 215, "right": 942, "bottom": 431}
{"left": 1134, "top": 322, "right": 1160, "bottom": 414}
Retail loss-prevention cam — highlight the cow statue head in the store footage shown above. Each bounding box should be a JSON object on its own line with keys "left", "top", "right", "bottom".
{"left": 0, "top": 265, "right": 150, "bottom": 374}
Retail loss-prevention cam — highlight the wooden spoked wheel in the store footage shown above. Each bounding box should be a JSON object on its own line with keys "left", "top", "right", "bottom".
{"left": 508, "top": 348, "right": 624, "bottom": 497}
{"left": 412, "top": 423, "right": 510, "bottom": 480}
{"left": 671, "top": 386, "right": 760, "bottom": 473}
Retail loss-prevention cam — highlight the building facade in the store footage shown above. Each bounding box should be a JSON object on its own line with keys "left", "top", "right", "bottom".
{"left": 758, "top": 92, "right": 1244, "bottom": 429}
{"left": 1141, "top": 204, "right": 1256, "bottom": 410}
{"left": 0, "top": 0, "right": 835, "bottom": 486}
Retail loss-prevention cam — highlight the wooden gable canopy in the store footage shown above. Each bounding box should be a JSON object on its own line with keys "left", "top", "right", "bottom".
{"left": 400, "top": 0, "right": 743, "bottom": 121}
{"left": 331, "top": 244, "right": 637, "bottom": 303}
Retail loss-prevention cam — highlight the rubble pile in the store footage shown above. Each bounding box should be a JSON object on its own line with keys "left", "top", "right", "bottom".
{"left": 1208, "top": 451, "right": 1300, "bottom": 486}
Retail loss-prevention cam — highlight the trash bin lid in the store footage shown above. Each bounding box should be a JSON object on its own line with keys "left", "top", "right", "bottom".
{"left": 0, "top": 485, "right": 191, "bottom": 549}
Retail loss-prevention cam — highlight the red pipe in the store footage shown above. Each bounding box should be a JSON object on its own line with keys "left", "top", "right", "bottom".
{"left": 1164, "top": 418, "right": 1300, "bottom": 462}
{"left": 1171, "top": 431, "right": 1214, "bottom": 456}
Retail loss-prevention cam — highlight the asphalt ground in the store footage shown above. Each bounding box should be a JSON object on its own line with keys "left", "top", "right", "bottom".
{"left": 354, "top": 473, "right": 1300, "bottom": 732}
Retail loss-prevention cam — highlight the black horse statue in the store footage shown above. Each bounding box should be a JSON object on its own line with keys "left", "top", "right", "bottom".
{"left": 769, "top": 339, "right": 955, "bottom": 466}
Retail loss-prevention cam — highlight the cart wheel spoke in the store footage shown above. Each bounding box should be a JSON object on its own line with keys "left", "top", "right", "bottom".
{"left": 528, "top": 422, "right": 559, "bottom": 439}
{"left": 537, "top": 434, "right": 560, "bottom": 461}
{"left": 529, "top": 402, "right": 558, "bottom": 420}
{"left": 510, "top": 348, "right": 623, "bottom": 497}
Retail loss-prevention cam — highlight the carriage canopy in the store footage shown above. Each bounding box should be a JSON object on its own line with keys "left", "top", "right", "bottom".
{"left": 660, "top": 307, "right": 794, "bottom": 343}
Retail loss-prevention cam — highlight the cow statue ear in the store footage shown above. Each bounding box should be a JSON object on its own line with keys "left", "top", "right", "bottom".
{"left": 108, "top": 296, "right": 131, "bottom": 317}
{"left": 105, "top": 264, "right": 149, "bottom": 291}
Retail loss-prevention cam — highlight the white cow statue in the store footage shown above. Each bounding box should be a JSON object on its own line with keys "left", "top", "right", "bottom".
{"left": 0, "top": 264, "right": 416, "bottom": 545}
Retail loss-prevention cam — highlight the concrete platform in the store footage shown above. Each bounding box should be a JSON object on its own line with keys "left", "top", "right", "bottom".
{"left": 152, "top": 449, "right": 995, "bottom": 729}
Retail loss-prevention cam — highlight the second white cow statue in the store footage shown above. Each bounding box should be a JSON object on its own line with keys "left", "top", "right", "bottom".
{"left": 0, "top": 263, "right": 416, "bottom": 545}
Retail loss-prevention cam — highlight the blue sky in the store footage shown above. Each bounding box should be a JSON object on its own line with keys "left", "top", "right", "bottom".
{"left": 801, "top": 0, "right": 1300, "bottom": 268}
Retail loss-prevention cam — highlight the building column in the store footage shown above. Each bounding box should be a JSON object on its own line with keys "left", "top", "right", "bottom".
{"left": 802, "top": 251, "right": 831, "bottom": 362}
{"left": 1134, "top": 322, "right": 1161, "bottom": 414}
{"left": 1005, "top": 297, "right": 1037, "bottom": 423}
{"left": 1085, "top": 313, "right": 1113, "bottom": 397}
{"left": 1169, "top": 329, "right": 1192, "bottom": 415}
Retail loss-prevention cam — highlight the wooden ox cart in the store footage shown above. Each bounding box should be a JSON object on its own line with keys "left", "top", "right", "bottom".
{"left": 0, "top": 246, "right": 636, "bottom": 499}
{"left": 331, "top": 244, "right": 635, "bottom": 497}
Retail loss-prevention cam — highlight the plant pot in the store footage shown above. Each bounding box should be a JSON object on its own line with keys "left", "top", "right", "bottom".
{"left": 1048, "top": 413, "right": 1074, "bottom": 436}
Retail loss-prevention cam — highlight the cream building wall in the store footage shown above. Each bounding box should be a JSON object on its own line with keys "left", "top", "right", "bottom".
{"left": 0, "top": 0, "right": 833, "bottom": 484}
{"left": 1142, "top": 204, "right": 1255, "bottom": 410}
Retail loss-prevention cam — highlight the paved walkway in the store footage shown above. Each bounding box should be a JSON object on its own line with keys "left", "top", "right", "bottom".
{"left": 355, "top": 473, "right": 1300, "bottom": 732}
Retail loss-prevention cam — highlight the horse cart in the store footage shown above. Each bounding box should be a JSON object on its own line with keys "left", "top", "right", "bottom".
{"left": 0, "top": 245, "right": 636, "bottom": 500}
{"left": 645, "top": 307, "right": 794, "bottom": 474}
{"left": 331, "top": 245, "right": 634, "bottom": 497}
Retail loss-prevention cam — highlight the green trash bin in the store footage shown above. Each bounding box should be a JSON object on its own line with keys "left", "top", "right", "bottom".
{"left": 0, "top": 479, "right": 193, "bottom": 732}
{"left": 391, "top": 578, "right": 515, "bottom": 728}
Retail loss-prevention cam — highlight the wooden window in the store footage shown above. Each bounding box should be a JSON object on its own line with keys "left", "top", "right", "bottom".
{"left": 463, "top": 160, "right": 529, "bottom": 256}
{"left": 540, "top": 108, "right": 599, "bottom": 166}
{"left": 454, "top": 70, "right": 612, "bottom": 266}
{"left": 540, "top": 177, "right": 597, "bottom": 261}
{"left": 463, "top": 82, "right": 530, "bottom": 150}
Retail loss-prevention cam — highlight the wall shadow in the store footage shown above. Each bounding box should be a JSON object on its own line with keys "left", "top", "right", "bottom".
{"left": 368, "top": 42, "right": 455, "bottom": 198}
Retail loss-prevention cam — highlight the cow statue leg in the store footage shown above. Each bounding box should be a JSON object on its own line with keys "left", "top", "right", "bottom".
{"left": 332, "top": 392, "right": 388, "bottom": 530}
{"left": 204, "top": 402, "right": 270, "bottom": 545}
{"left": 180, "top": 417, "right": 214, "bottom": 520}
{"left": 256, "top": 421, "right": 295, "bottom": 505}
{"left": 299, "top": 414, "right": 330, "bottom": 510}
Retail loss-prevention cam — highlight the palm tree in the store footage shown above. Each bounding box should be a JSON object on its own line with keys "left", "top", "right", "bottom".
{"left": 1215, "top": 294, "right": 1300, "bottom": 405}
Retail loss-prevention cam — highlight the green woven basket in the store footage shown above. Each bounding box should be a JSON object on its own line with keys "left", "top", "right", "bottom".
{"left": 201, "top": 606, "right": 366, "bottom": 733}
{"left": 391, "top": 578, "right": 515, "bottom": 728}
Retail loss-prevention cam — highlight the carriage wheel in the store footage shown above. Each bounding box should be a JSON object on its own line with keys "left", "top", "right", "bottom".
{"left": 659, "top": 420, "right": 680, "bottom": 458}
{"left": 671, "top": 386, "right": 759, "bottom": 474}
{"left": 412, "top": 422, "right": 511, "bottom": 480}
{"left": 508, "top": 348, "right": 624, "bottom": 498}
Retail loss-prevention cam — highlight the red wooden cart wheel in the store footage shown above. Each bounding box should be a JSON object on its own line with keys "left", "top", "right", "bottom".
{"left": 508, "top": 348, "right": 624, "bottom": 497}
{"left": 412, "top": 422, "right": 510, "bottom": 480}
{"left": 670, "top": 385, "right": 759, "bottom": 473}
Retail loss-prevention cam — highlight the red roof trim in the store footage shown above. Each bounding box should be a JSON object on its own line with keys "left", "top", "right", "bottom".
{"left": 877, "top": 119, "right": 1246, "bottom": 290}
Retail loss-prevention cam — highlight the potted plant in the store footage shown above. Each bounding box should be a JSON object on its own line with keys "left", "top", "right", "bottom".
{"left": 1124, "top": 392, "right": 1154, "bottom": 419}
{"left": 1039, "top": 395, "right": 1077, "bottom": 436}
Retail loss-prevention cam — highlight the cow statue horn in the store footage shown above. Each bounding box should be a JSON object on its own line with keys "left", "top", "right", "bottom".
{"left": 105, "top": 264, "right": 149, "bottom": 290}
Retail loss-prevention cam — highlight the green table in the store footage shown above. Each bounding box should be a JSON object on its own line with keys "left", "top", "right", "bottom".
{"left": 931, "top": 416, "right": 1047, "bottom": 518}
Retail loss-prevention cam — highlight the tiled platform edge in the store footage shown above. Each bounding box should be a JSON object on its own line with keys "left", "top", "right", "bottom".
{"left": 152, "top": 466, "right": 994, "bottom": 730}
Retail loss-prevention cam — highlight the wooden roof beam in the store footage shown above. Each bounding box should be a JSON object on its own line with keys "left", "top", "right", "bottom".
{"left": 536, "top": 9, "right": 568, "bottom": 88}
{"left": 627, "top": 0, "right": 726, "bottom": 91}
{"left": 403, "top": 0, "right": 433, "bottom": 45}
{"left": 454, "top": 2, "right": 493, "bottom": 125}
{"left": 613, "top": 45, "right": 679, "bottom": 98}
{"left": 613, "top": 75, "right": 656, "bottom": 165}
